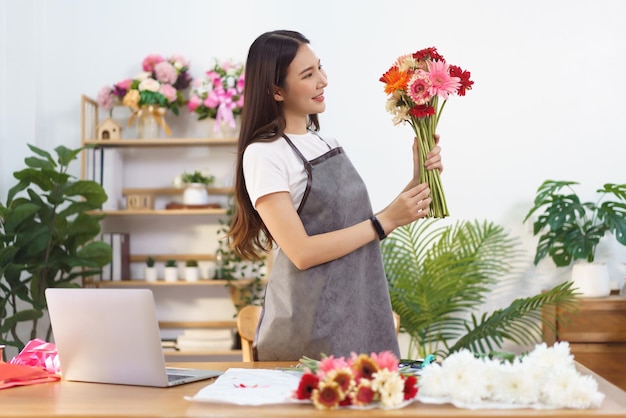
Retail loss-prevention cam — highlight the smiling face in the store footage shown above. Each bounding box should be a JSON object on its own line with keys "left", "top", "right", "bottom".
{"left": 274, "top": 44, "right": 328, "bottom": 134}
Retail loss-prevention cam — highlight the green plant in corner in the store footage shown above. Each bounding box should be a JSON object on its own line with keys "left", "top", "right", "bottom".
{"left": 216, "top": 198, "right": 266, "bottom": 312}
{"left": 381, "top": 219, "right": 579, "bottom": 360}
{"left": 523, "top": 180, "right": 626, "bottom": 267}
{"left": 0, "top": 144, "right": 111, "bottom": 356}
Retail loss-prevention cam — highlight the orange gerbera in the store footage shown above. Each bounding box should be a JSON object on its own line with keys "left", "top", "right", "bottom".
{"left": 379, "top": 66, "right": 411, "bottom": 95}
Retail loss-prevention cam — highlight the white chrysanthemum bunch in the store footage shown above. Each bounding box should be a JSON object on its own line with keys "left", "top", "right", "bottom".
{"left": 418, "top": 342, "right": 605, "bottom": 409}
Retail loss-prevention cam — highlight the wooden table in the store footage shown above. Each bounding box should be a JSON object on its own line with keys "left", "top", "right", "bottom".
{"left": 1, "top": 361, "right": 626, "bottom": 417}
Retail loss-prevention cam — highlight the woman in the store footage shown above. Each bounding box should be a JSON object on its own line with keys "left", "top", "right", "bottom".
{"left": 228, "top": 30, "right": 443, "bottom": 361}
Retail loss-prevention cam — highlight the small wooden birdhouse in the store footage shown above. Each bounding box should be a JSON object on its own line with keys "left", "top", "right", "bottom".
{"left": 97, "top": 117, "right": 122, "bottom": 140}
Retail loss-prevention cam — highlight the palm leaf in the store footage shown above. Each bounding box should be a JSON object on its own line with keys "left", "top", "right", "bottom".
{"left": 382, "top": 219, "right": 578, "bottom": 358}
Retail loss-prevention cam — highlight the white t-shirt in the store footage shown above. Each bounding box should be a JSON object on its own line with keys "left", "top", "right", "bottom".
{"left": 243, "top": 132, "right": 340, "bottom": 209}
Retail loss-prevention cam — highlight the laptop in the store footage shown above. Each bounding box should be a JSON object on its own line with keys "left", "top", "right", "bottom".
{"left": 45, "top": 287, "right": 223, "bottom": 387}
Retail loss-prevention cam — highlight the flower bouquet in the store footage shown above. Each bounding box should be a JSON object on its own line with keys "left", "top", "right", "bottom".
{"left": 97, "top": 53, "right": 192, "bottom": 137}
{"left": 292, "top": 351, "right": 418, "bottom": 410}
{"left": 380, "top": 47, "right": 473, "bottom": 218}
{"left": 188, "top": 58, "right": 244, "bottom": 135}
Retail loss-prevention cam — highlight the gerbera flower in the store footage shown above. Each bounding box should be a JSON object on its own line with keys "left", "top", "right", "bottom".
{"left": 351, "top": 379, "right": 376, "bottom": 406}
{"left": 394, "top": 54, "right": 418, "bottom": 72}
{"left": 317, "top": 355, "right": 348, "bottom": 377}
{"left": 409, "top": 104, "right": 435, "bottom": 119}
{"left": 294, "top": 372, "right": 319, "bottom": 400}
{"left": 403, "top": 375, "right": 419, "bottom": 400}
{"left": 370, "top": 351, "right": 399, "bottom": 372}
{"left": 407, "top": 73, "right": 432, "bottom": 105}
{"left": 449, "top": 65, "right": 474, "bottom": 96}
{"left": 372, "top": 369, "right": 405, "bottom": 407}
{"left": 380, "top": 66, "right": 411, "bottom": 95}
{"left": 350, "top": 354, "right": 379, "bottom": 381}
{"left": 413, "top": 46, "right": 445, "bottom": 62}
{"left": 312, "top": 380, "right": 342, "bottom": 410}
{"left": 426, "top": 61, "right": 460, "bottom": 99}
{"left": 326, "top": 368, "right": 355, "bottom": 396}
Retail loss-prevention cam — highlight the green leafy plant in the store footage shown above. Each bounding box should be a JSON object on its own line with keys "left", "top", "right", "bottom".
{"left": 146, "top": 256, "right": 155, "bottom": 267}
{"left": 381, "top": 219, "right": 579, "bottom": 359}
{"left": 177, "top": 170, "right": 215, "bottom": 186}
{"left": 523, "top": 180, "right": 626, "bottom": 267}
{"left": 185, "top": 260, "right": 198, "bottom": 267}
{"left": 165, "top": 259, "right": 177, "bottom": 268}
{"left": 216, "top": 199, "right": 266, "bottom": 312}
{"left": 0, "top": 144, "right": 111, "bottom": 356}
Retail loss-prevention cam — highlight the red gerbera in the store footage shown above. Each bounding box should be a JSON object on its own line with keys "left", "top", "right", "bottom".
{"left": 379, "top": 66, "right": 411, "bottom": 95}
{"left": 409, "top": 104, "right": 435, "bottom": 119}
{"left": 413, "top": 46, "right": 445, "bottom": 62}
{"left": 449, "top": 65, "right": 474, "bottom": 96}
{"left": 295, "top": 373, "right": 320, "bottom": 400}
{"left": 403, "top": 375, "right": 419, "bottom": 400}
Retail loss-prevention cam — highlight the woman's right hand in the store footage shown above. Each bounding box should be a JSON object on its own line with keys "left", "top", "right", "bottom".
{"left": 376, "top": 183, "right": 432, "bottom": 235}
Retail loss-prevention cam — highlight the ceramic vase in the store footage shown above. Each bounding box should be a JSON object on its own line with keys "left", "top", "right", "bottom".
{"left": 164, "top": 266, "right": 179, "bottom": 283}
{"left": 185, "top": 267, "right": 200, "bottom": 282}
{"left": 183, "top": 183, "right": 210, "bottom": 206}
{"left": 571, "top": 262, "right": 611, "bottom": 298}
{"left": 144, "top": 266, "right": 158, "bottom": 282}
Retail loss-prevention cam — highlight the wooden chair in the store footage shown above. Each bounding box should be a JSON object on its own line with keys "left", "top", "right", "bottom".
{"left": 237, "top": 305, "right": 262, "bottom": 362}
{"left": 237, "top": 307, "right": 401, "bottom": 362}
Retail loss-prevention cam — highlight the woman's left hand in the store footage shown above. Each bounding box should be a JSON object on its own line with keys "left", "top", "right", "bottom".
{"left": 413, "top": 133, "right": 444, "bottom": 180}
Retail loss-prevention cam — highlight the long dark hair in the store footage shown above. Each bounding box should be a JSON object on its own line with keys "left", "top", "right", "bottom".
{"left": 228, "top": 30, "right": 320, "bottom": 260}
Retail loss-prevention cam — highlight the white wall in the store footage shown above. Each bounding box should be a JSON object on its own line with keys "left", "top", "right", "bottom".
{"left": 2, "top": 0, "right": 626, "bottom": 356}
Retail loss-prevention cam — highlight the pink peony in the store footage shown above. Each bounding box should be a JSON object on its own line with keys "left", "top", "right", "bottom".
{"left": 116, "top": 78, "right": 133, "bottom": 90}
{"left": 426, "top": 60, "right": 460, "bottom": 99}
{"left": 188, "top": 95, "right": 202, "bottom": 112}
{"left": 142, "top": 54, "right": 164, "bottom": 72}
{"left": 160, "top": 84, "right": 177, "bottom": 103}
{"left": 154, "top": 61, "right": 178, "bottom": 84}
{"left": 97, "top": 86, "right": 114, "bottom": 110}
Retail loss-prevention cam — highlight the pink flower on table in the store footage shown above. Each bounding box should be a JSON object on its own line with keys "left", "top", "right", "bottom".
{"left": 425, "top": 60, "right": 460, "bottom": 99}
{"left": 160, "top": 84, "right": 177, "bottom": 103}
{"left": 142, "top": 54, "right": 164, "bottom": 72}
{"left": 317, "top": 355, "right": 349, "bottom": 377}
{"left": 154, "top": 61, "right": 178, "bottom": 84}
{"left": 370, "top": 350, "right": 399, "bottom": 372}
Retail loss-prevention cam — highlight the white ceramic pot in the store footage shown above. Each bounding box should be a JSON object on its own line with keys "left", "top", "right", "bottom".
{"left": 164, "top": 266, "right": 179, "bottom": 282}
{"left": 144, "top": 267, "right": 158, "bottom": 282}
{"left": 571, "top": 262, "right": 611, "bottom": 298}
{"left": 185, "top": 267, "right": 200, "bottom": 282}
{"left": 183, "top": 183, "right": 209, "bottom": 205}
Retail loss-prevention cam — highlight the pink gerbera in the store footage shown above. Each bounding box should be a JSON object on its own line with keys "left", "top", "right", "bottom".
{"left": 317, "top": 355, "right": 349, "bottom": 377}
{"left": 370, "top": 351, "right": 399, "bottom": 372}
{"left": 407, "top": 73, "right": 432, "bottom": 105}
{"left": 426, "top": 60, "right": 460, "bottom": 99}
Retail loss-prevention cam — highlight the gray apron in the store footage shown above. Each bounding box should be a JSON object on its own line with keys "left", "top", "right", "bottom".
{"left": 254, "top": 133, "right": 400, "bottom": 361}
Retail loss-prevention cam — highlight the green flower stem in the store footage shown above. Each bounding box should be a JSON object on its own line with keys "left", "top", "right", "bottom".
{"left": 411, "top": 109, "right": 449, "bottom": 218}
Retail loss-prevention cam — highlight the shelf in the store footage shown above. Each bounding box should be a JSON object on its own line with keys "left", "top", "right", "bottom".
{"left": 122, "top": 187, "right": 234, "bottom": 196}
{"left": 83, "top": 138, "right": 238, "bottom": 147}
{"left": 91, "top": 208, "right": 228, "bottom": 216}
{"left": 159, "top": 320, "right": 236, "bottom": 329}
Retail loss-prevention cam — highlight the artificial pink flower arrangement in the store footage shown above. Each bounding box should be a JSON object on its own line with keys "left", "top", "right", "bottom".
{"left": 293, "top": 351, "right": 418, "bottom": 410}
{"left": 97, "top": 53, "right": 192, "bottom": 117}
{"left": 188, "top": 58, "right": 244, "bottom": 133}
{"left": 380, "top": 47, "right": 473, "bottom": 218}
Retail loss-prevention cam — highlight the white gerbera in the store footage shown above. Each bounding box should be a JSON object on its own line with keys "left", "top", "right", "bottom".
{"left": 371, "top": 369, "right": 405, "bottom": 407}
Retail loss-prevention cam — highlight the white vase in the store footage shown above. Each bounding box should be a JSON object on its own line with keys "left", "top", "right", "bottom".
{"left": 571, "top": 262, "right": 611, "bottom": 298}
{"left": 185, "top": 267, "right": 200, "bottom": 282}
{"left": 164, "top": 266, "right": 179, "bottom": 282}
{"left": 183, "top": 183, "right": 209, "bottom": 205}
{"left": 144, "top": 267, "right": 158, "bottom": 282}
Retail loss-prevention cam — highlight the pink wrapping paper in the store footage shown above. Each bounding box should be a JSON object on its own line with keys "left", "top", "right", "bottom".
{"left": 0, "top": 339, "right": 61, "bottom": 389}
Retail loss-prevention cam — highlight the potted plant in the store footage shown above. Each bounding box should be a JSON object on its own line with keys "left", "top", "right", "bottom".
{"left": 145, "top": 256, "right": 157, "bottom": 282}
{"left": 174, "top": 170, "right": 215, "bottom": 206}
{"left": 524, "top": 180, "right": 626, "bottom": 297}
{"left": 0, "top": 144, "right": 111, "bottom": 358}
{"left": 185, "top": 259, "right": 200, "bottom": 282}
{"left": 381, "top": 219, "right": 579, "bottom": 359}
{"left": 163, "top": 259, "right": 178, "bottom": 282}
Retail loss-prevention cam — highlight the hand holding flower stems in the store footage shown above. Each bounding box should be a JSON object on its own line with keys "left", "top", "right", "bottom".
{"left": 380, "top": 47, "right": 473, "bottom": 218}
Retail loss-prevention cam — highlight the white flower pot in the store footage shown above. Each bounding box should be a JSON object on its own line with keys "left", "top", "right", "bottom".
{"left": 571, "top": 262, "right": 611, "bottom": 298}
{"left": 164, "top": 266, "right": 179, "bottom": 283}
{"left": 183, "top": 183, "right": 209, "bottom": 205}
{"left": 185, "top": 267, "right": 200, "bottom": 282}
{"left": 144, "top": 267, "right": 158, "bottom": 282}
